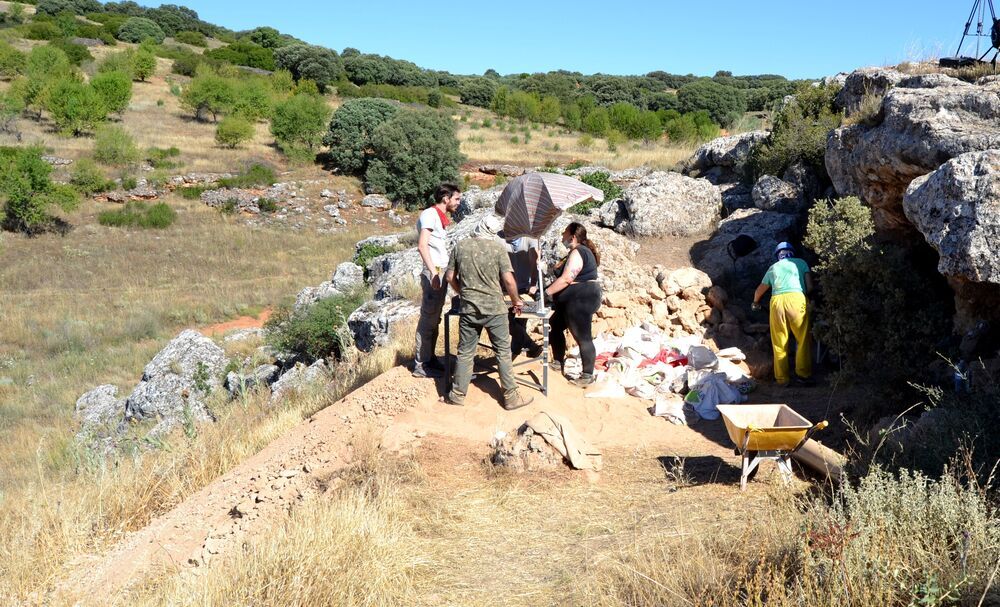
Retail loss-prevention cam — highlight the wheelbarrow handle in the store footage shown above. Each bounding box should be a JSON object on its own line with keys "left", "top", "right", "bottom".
{"left": 790, "top": 420, "right": 829, "bottom": 455}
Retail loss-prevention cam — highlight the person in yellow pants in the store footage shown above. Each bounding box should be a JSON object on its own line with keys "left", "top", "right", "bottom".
{"left": 752, "top": 242, "right": 814, "bottom": 386}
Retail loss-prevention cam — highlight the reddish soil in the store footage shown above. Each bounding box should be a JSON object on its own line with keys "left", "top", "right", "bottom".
{"left": 200, "top": 309, "right": 272, "bottom": 336}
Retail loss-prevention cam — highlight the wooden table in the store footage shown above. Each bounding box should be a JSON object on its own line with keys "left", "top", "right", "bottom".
{"left": 443, "top": 302, "right": 554, "bottom": 396}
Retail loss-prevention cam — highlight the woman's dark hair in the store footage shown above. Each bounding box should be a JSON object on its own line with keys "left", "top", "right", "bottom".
{"left": 431, "top": 182, "right": 461, "bottom": 207}
{"left": 566, "top": 221, "right": 600, "bottom": 266}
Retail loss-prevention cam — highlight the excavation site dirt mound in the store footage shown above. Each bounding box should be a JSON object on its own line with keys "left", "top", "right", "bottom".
{"left": 54, "top": 357, "right": 839, "bottom": 604}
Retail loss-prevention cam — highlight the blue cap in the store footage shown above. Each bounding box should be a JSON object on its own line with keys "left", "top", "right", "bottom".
{"left": 774, "top": 241, "right": 794, "bottom": 256}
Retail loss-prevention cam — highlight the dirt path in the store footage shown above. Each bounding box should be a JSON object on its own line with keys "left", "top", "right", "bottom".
{"left": 200, "top": 308, "right": 272, "bottom": 336}
{"left": 54, "top": 357, "right": 840, "bottom": 604}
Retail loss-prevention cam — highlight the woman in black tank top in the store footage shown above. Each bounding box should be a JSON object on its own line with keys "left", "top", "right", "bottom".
{"left": 544, "top": 222, "right": 602, "bottom": 387}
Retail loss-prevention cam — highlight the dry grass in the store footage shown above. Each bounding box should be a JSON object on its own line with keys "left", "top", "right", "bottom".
{"left": 455, "top": 107, "right": 698, "bottom": 171}
{"left": 127, "top": 440, "right": 1000, "bottom": 607}
{"left": 0, "top": 316, "right": 416, "bottom": 604}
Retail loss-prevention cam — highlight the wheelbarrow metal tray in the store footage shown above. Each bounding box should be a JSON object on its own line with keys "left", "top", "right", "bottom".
{"left": 717, "top": 404, "right": 812, "bottom": 452}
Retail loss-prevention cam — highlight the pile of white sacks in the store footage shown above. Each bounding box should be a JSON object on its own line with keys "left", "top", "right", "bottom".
{"left": 561, "top": 322, "right": 754, "bottom": 424}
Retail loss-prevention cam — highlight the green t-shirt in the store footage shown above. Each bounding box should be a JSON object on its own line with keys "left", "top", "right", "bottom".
{"left": 448, "top": 236, "right": 513, "bottom": 316}
{"left": 763, "top": 258, "right": 810, "bottom": 296}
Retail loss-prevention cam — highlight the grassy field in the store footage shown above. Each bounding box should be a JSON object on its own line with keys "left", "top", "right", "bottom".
{"left": 454, "top": 106, "right": 700, "bottom": 171}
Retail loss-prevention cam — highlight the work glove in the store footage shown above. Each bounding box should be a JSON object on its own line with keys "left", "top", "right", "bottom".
{"left": 750, "top": 302, "right": 761, "bottom": 312}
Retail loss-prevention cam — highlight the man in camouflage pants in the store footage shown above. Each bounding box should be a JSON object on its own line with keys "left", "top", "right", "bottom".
{"left": 444, "top": 214, "right": 533, "bottom": 410}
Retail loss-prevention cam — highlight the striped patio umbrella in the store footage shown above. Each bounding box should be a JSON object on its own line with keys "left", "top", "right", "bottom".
{"left": 493, "top": 172, "right": 605, "bottom": 239}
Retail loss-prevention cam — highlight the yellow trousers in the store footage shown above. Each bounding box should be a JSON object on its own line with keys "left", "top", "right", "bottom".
{"left": 769, "top": 292, "right": 812, "bottom": 384}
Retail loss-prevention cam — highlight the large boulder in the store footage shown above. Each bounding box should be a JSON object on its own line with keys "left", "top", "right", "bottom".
{"left": 538, "top": 214, "right": 656, "bottom": 294}
{"left": 75, "top": 384, "right": 123, "bottom": 432}
{"left": 454, "top": 185, "right": 503, "bottom": 223}
{"left": 270, "top": 359, "right": 329, "bottom": 401}
{"left": 124, "top": 330, "right": 229, "bottom": 434}
{"left": 607, "top": 171, "right": 721, "bottom": 237}
{"left": 686, "top": 131, "right": 769, "bottom": 179}
{"left": 904, "top": 150, "right": 1000, "bottom": 284}
{"left": 904, "top": 150, "right": 1000, "bottom": 330}
{"left": 752, "top": 175, "right": 803, "bottom": 214}
{"left": 294, "top": 262, "right": 365, "bottom": 311}
{"left": 692, "top": 208, "right": 799, "bottom": 284}
{"left": 348, "top": 299, "right": 421, "bottom": 352}
{"left": 826, "top": 73, "right": 1000, "bottom": 233}
{"left": 225, "top": 364, "right": 280, "bottom": 399}
{"left": 833, "top": 67, "right": 904, "bottom": 117}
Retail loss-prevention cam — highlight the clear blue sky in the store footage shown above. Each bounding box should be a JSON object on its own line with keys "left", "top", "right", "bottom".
{"left": 189, "top": 1, "right": 982, "bottom": 79}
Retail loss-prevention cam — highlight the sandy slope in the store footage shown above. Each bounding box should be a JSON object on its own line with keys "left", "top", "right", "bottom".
{"left": 53, "top": 358, "right": 835, "bottom": 604}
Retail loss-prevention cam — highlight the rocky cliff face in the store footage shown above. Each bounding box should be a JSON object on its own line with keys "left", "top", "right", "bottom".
{"left": 827, "top": 68, "right": 1000, "bottom": 329}
{"left": 827, "top": 71, "right": 1000, "bottom": 234}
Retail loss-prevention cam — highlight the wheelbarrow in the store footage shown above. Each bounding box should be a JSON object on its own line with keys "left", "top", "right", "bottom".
{"left": 716, "top": 404, "right": 828, "bottom": 490}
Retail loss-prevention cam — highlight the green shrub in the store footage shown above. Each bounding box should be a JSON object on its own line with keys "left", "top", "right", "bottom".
{"left": 173, "top": 30, "right": 207, "bottom": 47}
{"left": 231, "top": 79, "right": 273, "bottom": 121}
{"left": 23, "top": 21, "right": 62, "bottom": 41}
{"left": 145, "top": 146, "right": 181, "bottom": 169}
{"left": 69, "top": 158, "right": 113, "bottom": 194}
{"left": 324, "top": 97, "right": 399, "bottom": 174}
{"left": 426, "top": 88, "right": 442, "bottom": 108}
{"left": 460, "top": 77, "right": 497, "bottom": 108}
{"left": 217, "top": 163, "right": 275, "bottom": 188}
{"left": 0, "top": 146, "right": 80, "bottom": 233}
{"left": 97, "top": 49, "right": 135, "bottom": 79}
{"left": 132, "top": 48, "right": 156, "bottom": 81}
{"left": 219, "top": 198, "right": 237, "bottom": 214}
{"left": 269, "top": 92, "right": 329, "bottom": 161}
{"left": 605, "top": 129, "right": 626, "bottom": 152}
{"left": 45, "top": 78, "right": 107, "bottom": 135}
{"left": 36, "top": 0, "right": 101, "bottom": 15}
{"left": 662, "top": 109, "right": 720, "bottom": 143}
{"left": 180, "top": 67, "right": 235, "bottom": 121}
{"left": 119, "top": 175, "right": 137, "bottom": 190}
{"left": 582, "top": 106, "right": 610, "bottom": 136}
{"left": 364, "top": 109, "right": 465, "bottom": 209}
{"left": 676, "top": 79, "right": 746, "bottom": 127}
{"left": 204, "top": 39, "right": 275, "bottom": 71}
{"left": 117, "top": 17, "right": 166, "bottom": 44}
{"left": 265, "top": 290, "right": 367, "bottom": 362}
{"left": 273, "top": 43, "right": 342, "bottom": 92}
{"left": 577, "top": 134, "right": 593, "bottom": 149}
{"left": 569, "top": 171, "right": 621, "bottom": 214}
{"left": 0, "top": 42, "right": 26, "bottom": 80}
{"left": 215, "top": 115, "right": 254, "bottom": 149}
{"left": 177, "top": 185, "right": 205, "bottom": 199}
{"left": 257, "top": 198, "right": 278, "bottom": 213}
{"left": 94, "top": 124, "right": 139, "bottom": 165}
{"left": 804, "top": 197, "right": 951, "bottom": 398}
{"left": 49, "top": 38, "right": 93, "bottom": 66}
{"left": 89, "top": 70, "right": 132, "bottom": 115}
{"left": 97, "top": 201, "right": 176, "bottom": 229}
{"left": 353, "top": 242, "right": 394, "bottom": 269}
{"left": 0, "top": 89, "right": 25, "bottom": 134}
{"left": 750, "top": 83, "right": 842, "bottom": 179}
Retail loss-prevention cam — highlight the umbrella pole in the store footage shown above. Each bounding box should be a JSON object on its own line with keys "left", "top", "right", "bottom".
{"left": 536, "top": 240, "right": 545, "bottom": 314}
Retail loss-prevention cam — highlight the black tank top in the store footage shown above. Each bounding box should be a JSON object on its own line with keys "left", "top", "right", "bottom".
{"left": 573, "top": 245, "right": 598, "bottom": 282}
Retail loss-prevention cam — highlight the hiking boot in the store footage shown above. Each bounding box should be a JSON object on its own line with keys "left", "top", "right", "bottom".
{"left": 549, "top": 359, "right": 562, "bottom": 372}
{"left": 792, "top": 376, "right": 816, "bottom": 387}
{"left": 569, "top": 373, "right": 596, "bottom": 387}
{"left": 424, "top": 357, "right": 446, "bottom": 372}
{"left": 444, "top": 393, "right": 465, "bottom": 406}
{"left": 412, "top": 364, "right": 442, "bottom": 379}
{"left": 502, "top": 392, "right": 533, "bottom": 411}
{"left": 525, "top": 343, "right": 544, "bottom": 359}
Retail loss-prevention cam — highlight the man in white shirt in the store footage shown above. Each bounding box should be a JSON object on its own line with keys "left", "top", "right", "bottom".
{"left": 412, "top": 183, "right": 462, "bottom": 378}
